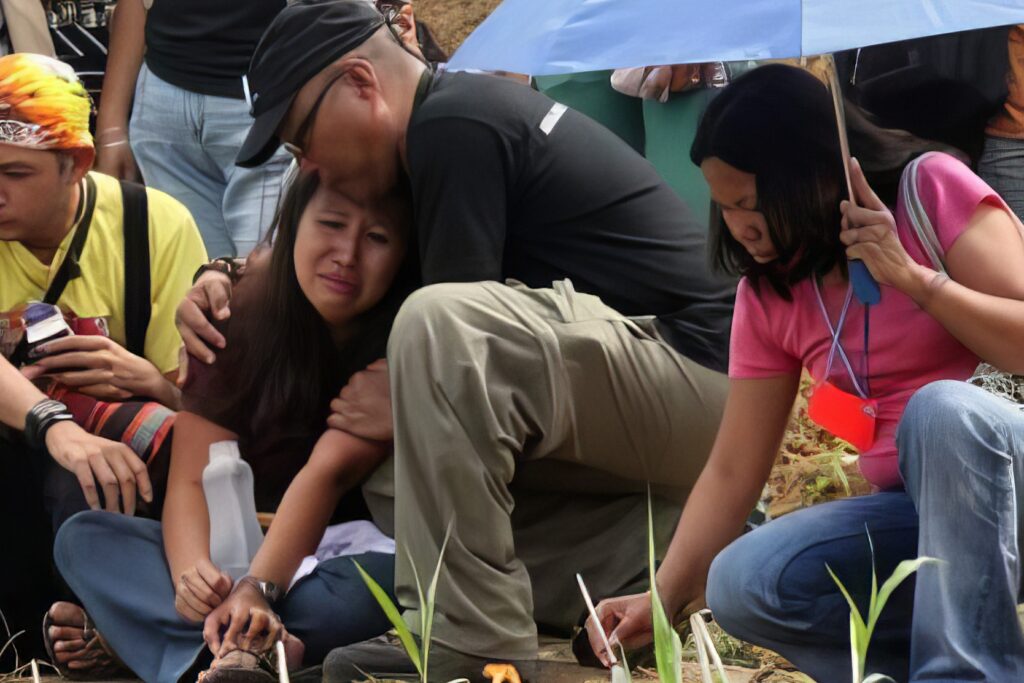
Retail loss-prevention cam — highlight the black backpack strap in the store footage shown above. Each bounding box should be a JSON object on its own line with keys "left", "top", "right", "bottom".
{"left": 45, "top": 174, "right": 98, "bottom": 305}
{"left": 120, "top": 180, "right": 151, "bottom": 358}
{"left": 9, "top": 175, "right": 97, "bottom": 366}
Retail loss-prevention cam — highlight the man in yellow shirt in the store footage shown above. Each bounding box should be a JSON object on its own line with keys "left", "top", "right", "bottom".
{"left": 0, "top": 52, "right": 205, "bottom": 665}
{"left": 0, "top": 53, "right": 207, "bottom": 405}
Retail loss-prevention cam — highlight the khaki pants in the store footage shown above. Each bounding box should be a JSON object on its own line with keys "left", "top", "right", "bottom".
{"left": 363, "top": 280, "right": 729, "bottom": 660}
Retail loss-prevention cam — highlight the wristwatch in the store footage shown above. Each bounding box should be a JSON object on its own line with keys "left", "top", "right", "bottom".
{"left": 192, "top": 257, "right": 245, "bottom": 285}
{"left": 239, "top": 575, "right": 283, "bottom": 605}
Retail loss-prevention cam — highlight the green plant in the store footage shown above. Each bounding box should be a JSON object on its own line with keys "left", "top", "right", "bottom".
{"left": 826, "top": 529, "right": 939, "bottom": 683}
{"left": 354, "top": 519, "right": 467, "bottom": 683}
{"left": 647, "top": 495, "right": 683, "bottom": 683}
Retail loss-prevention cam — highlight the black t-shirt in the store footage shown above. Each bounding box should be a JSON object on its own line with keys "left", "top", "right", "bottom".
{"left": 406, "top": 72, "right": 736, "bottom": 372}
{"left": 144, "top": 0, "right": 285, "bottom": 99}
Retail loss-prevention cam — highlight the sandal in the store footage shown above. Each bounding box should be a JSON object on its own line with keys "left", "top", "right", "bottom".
{"left": 42, "top": 602, "right": 131, "bottom": 680}
{"left": 198, "top": 650, "right": 276, "bottom": 683}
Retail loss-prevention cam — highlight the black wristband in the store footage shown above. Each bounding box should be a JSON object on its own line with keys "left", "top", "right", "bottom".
{"left": 192, "top": 257, "right": 244, "bottom": 285}
{"left": 24, "top": 399, "right": 74, "bottom": 451}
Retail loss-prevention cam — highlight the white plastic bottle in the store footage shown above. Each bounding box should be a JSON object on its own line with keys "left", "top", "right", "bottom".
{"left": 202, "top": 441, "right": 264, "bottom": 580}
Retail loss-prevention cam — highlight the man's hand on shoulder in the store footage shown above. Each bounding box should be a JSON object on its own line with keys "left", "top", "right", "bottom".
{"left": 176, "top": 268, "right": 235, "bottom": 365}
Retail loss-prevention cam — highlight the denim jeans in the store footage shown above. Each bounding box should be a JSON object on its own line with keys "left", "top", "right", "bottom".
{"left": 979, "top": 135, "right": 1024, "bottom": 223}
{"left": 706, "top": 381, "right": 1024, "bottom": 682}
{"left": 129, "top": 64, "right": 291, "bottom": 258}
{"left": 54, "top": 511, "right": 396, "bottom": 683}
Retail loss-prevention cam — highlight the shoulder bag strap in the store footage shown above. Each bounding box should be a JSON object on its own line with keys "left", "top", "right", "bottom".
{"left": 900, "top": 152, "right": 946, "bottom": 274}
{"left": 120, "top": 180, "right": 151, "bottom": 358}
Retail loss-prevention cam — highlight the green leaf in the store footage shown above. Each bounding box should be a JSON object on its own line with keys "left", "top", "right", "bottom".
{"left": 648, "top": 492, "right": 682, "bottom": 683}
{"left": 868, "top": 557, "right": 940, "bottom": 633}
{"left": 612, "top": 645, "right": 632, "bottom": 683}
{"left": 353, "top": 560, "right": 423, "bottom": 676}
{"left": 826, "top": 563, "right": 868, "bottom": 681}
{"left": 421, "top": 519, "right": 456, "bottom": 683}
{"left": 408, "top": 552, "right": 428, "bottom": 677}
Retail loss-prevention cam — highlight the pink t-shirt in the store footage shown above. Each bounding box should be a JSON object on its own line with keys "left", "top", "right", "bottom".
{"left": 729, "top": 153, "right": 1008, "bottom": 490}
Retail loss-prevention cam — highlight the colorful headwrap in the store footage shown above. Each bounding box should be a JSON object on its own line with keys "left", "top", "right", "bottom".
{"left": 0, "top": 54, "right": 93, "bottom": 151}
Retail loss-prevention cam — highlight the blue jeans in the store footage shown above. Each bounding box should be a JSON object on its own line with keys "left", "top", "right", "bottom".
{"left": 706, "top": 381, "right": 1024, "bottom": 682}
{"left": 54, "top": 511, "right": 395, "bottom": 683}
{"left": 129, "top": 64, "right": 291, "bottom": 258}
{"left": 979, "top": 135, "right": 1024, "bottom": 223}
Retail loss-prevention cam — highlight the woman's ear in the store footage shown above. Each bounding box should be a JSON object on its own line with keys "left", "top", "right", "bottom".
{"left": 395, "top": 3, "right": 418, "bottom": 50}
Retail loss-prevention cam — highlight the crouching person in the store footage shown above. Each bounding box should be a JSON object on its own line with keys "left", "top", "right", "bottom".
{"left": 51, "top": 172, "right": 417, "bottom": 682}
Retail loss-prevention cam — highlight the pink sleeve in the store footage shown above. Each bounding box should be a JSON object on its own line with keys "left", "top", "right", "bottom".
{"left": 728, "top": 278, "right": 802, "bottom": 379}
{"left": 912, "top": 152, "right": 1008, "bottom": 253}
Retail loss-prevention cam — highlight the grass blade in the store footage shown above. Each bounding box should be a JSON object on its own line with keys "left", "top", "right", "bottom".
{"left": 612, "top": 646, "right": 632, "bottom": 683}
{"left": 869, "top": 557, "right": 940, "bottom": 632}
{"left": 826, "top": 563, "right": 868, "bottom": 681}
{"left": 422, "top": 519, "right": 456, "bottom": 683}
{"left": 688, "top": 614, "right": 712, "bottom": 683}
{"left": 353, "top": 560, "right": 423, "bottom": 676}
{"left": 648, "top": 492, "right": 682, "bottom": 683}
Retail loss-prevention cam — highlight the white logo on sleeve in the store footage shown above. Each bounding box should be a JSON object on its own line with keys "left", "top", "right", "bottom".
{"left": 539, "top": 103, "right": 568, "bottom": 135}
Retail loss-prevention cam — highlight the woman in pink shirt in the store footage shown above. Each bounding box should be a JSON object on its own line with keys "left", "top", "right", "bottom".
{"left": 589, "top": 64, "right": 1024, "bottom": 681}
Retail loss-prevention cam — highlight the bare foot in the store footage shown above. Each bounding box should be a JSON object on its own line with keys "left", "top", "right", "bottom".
{"left": 45, "top": 602, "right": 124, "bottom": 676}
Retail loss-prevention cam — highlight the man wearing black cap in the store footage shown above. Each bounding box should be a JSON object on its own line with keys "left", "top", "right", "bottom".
{"left": 180, "top": 0, "right": 735, "bottom": 679}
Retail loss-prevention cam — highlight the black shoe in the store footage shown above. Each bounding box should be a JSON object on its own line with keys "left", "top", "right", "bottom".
{"left": 323, "top": 633, "right": 537, "bottom": 683}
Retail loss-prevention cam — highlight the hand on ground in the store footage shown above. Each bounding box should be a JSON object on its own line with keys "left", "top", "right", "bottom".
{"left": 32, "top": 335, "right": 164, "bottom": 401}
{"left": 176, "top": 271, "right": 233, "bottom": 366}
{"left": 328, "top": 359, "right": 393, "bottom": 441}
{"left": 176, "top": 558, "right": 233, "bottom": 623}
{"left": 45, "top": 421, "right": 152, "bottom": 515}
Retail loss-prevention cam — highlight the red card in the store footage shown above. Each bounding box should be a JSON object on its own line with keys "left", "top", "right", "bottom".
{"left": 807, "top": 380, "right": 878, "bottom": 452}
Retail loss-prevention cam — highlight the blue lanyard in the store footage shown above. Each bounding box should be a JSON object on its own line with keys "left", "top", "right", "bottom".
{"left": 813, "top": 278, "right": 871, "bottom": 399}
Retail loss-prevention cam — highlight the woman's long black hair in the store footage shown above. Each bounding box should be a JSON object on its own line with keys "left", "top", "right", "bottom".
{"left": 691, "top": 64, "right": 848, "bottom": 300}
{"left": 214, "top": 172, "right": 419, "bottom": 504}
{"left": 690, "top": 63, "right": 956, "bottom": 300}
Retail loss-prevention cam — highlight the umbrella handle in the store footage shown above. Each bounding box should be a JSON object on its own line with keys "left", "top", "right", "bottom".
{"left": 825, "top": 56, "right": 881, "bottom": 306}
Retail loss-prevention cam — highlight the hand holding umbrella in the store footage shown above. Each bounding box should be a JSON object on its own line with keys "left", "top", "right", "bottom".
{"left": 841, "top": 157, "right": 930, "bottom": 295}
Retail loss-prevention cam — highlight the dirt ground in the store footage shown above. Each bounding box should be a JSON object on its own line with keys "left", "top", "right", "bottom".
{"left": 415, "top": 0, "right": 502, "bottom": 57}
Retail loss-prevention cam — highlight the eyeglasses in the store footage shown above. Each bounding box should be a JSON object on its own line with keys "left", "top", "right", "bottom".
{"left": 282, "top": 73, "right": 345, "bottom": 161}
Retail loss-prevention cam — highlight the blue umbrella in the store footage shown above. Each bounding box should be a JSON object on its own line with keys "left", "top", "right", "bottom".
{"left": 450, "top": 0, "right": 1024, "bottom": 303}
{"left": 449, "top": 0, "right": 1024, "bottom": 76}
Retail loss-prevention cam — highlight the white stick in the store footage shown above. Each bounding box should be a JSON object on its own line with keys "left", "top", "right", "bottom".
{"left": 276, "top": 641, "right": 289, "bottom": 683}
{"left": 31, "top": 659, "right": 41, "bottom": 683}
{"left": 576, "top": 573, "right": 618, "bottom": 666}
{"left": 689, "top": 614, "right": 713, "bottom": 683}
{"left": 823, "top": 54, "right": 856, "bottom": 208}
{"left": 694, "top": 611, "right": 729, "bottom": 682}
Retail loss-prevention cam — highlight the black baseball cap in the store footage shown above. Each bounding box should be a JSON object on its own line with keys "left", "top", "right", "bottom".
{"left": 236, "top": 0, "right": 385, "bottom": 168}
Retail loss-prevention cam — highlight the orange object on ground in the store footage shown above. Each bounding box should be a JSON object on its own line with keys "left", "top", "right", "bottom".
{"left": 483, "top": 663, "right": 522, "bottom": 683}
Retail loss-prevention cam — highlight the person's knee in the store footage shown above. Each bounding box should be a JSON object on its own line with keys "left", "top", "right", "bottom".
{"left": 705, "top": 540, "right": 775, "bottom": 643}
{"left": 898, "top": 381, "right": 1000, "bottom": 476}
{"left": 53, "top": 511, "right": 111, "bottom": 579}
{"left": 387, "top": 283, "right": 488, "bottom": 360}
